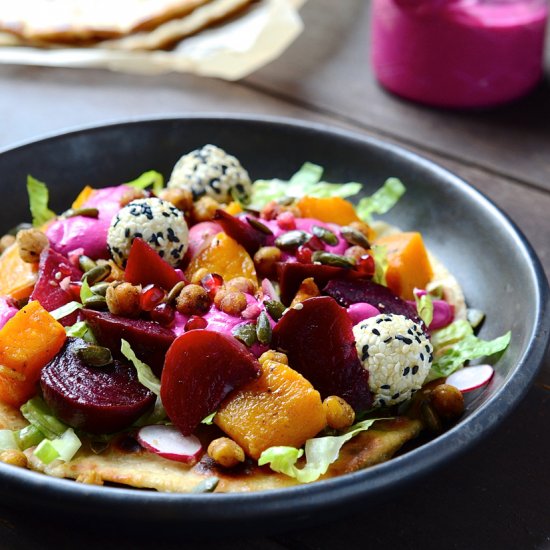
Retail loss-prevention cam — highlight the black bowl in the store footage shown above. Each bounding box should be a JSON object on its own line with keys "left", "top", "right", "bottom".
{"left": 0, "top": 116, "right": 548, "bottom": 533}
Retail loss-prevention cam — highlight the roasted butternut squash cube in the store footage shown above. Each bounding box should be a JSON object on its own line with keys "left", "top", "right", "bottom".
{"left": 296, "top": 197, "right": 362, "bottom": 226}
{"left": 215, "top": 359, "right": 327, "bottom": 459}
{"left": 0, "top": 244, "right": 37, "bottom": 300}
{"left": 375, "top": 232, "right": 433, "bottom": 300}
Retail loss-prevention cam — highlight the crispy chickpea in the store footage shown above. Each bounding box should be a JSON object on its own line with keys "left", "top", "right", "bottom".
{"left": 16, "top": 228, "right": 49, "bottom": 263}
{"left": 158, "top": 187, "right": 194, "bottom": 212}
{"left": 225, "top": 276, "right": 257, "bottom": 295}
{"left": 259, "top": 350, "right": 289, "bottom": 366}
{"left": 430, "top": 384, "right": 464, "bottom": 420}
{"left": 100, "top": 259, "right": 125, "bottom": 282}
{"left": 207, "top": 437, "right": 245, "bottom": 468}
{"left": 0, "top": 234, "right": 15, "bottom": 254}
{"left": 261, "top": 201, "right": 301, "bottom": 221}
{"left": 323, "top": 396, "right": 355, "bottom": 430}
{"left": 218, "top": 291, "right": 247, "bottom": 316}
{"left": 176, "top": 284, "right": 211, "bottom": 315}
{"left": 253, "top": 246, "right": 282, "bottom": 279}
{"left": 190, "top": 268, "right": 209, "bottom": 285}
{"left": 192, "top": 196, "right": 220, "bottom": 223}
{"left": 0, "top": 449, "right": 28, "bottom": 468}
{"left": 344, "top": 245, "right": 369, "bottom": 261}
{"left": 106, "top": 282, "right": 141, "bottom": 317}
{"left": 120, "top": 188, "right": 146, "bottom": 207}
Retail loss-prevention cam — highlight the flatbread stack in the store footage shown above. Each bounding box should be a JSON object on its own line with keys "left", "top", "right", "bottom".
{"left": 0, "top": 0, "right": 256, "bottom": 51}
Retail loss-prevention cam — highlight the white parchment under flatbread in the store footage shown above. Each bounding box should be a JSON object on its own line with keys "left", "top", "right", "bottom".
{"left": 0, "top": 0, "right": 306, "bottom": 80}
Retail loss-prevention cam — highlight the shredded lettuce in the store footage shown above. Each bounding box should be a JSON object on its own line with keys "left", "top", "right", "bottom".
{"left": 27, "top": 175, "right": 57, "bottom": 227}
{"left": 65, "top": 320, "right": 97, "bottom": 343}
{"left": 50, "top": 301, "right": 83, "bottom": 321}
{"left": 0, "top": 429, "right": 19, "bottom": 451}
{"left": 415, "top": 292, "right": 434, "bottom": 327}
{"left": 125, "top": 170, "right": 164, "bottom": 194}
{"left": 80, "top": 277, "right": 94, "bottom": 303}
{"left": 120, "top": 339, "right": 161, "bottom": 396}
{"left": 247, "top": 162, "right": 362, "bottom": 210}
{"left": 258, "top": 418, "right": 387, "bottom": 482}
{"left": 371, "top": 244, "right": 388, "bottom": 286}
{"left": 201, "top": 412, "right": 216, "bottom": 425}
{"left": 431, "top": 320, "right": 474, "bottom": 350}
{"left": 355, "top": 177, "right": 406, "bottom": 223}
{"left": 20, "top": 397, "right": 67, "bottom": 440}
{"left": 34, "top": 428, "right": 81, "bottom": 464}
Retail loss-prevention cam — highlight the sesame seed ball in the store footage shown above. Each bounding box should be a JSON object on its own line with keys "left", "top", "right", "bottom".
{"left": 167, "top": 144, "right": 252, "bottom": 204}
{"left": 353, "top": 314, "right": 433, "bottom": 408}
{"left": 107, "top": 198, "right": 189, "bottom": 267}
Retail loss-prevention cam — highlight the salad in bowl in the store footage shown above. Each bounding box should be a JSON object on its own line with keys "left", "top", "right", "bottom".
{"left": 0, "top": 144, "right": 510, "bottom": 493}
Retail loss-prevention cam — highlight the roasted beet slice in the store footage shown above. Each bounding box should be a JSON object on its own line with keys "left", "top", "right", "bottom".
{"left": 40, "top": 338, "right": 155, "bottom": 433}
{"left": 213, "top": 209, "right": 267, "bottom": 256}
{"left": 272, "top": 296, "right": 372, "bottom": 411}
{"left": 324, "top": 279, "right": 424, "bottom": 329}
{"left": 161, "top": 330, "right": 261, "bottom": 436}
{"left": 81, "top": 309, "right": 175, "bottom": 376}
{"left": 124, "top": 238, "right": 184, "bottom": 290}
{"left": 30, "top": 248, "right": 82, "bottom": 326}
{"left": 277, "top": 262, "right": 366, "bottom": 305}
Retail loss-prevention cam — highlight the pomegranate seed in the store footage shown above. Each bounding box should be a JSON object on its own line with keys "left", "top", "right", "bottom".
{"left": 200, "top": 273, "right": 224, "bottom": 299}
{"left": 150, "top": 303, "right": 175, "bottom": 327}
{"left": 140, "top": 284, "right": 166, "bottom": 312}
{"left": 276, "top": 211, "right": 297, "bottom": 230}
{"left": 184, "top": 315, "right": 208, "bottom": 331}
{"left": 296, "top": 245, "right": 313, "bottom": 264}
{"left": 306, "top": 236, "right": 325, "bottom": 251}
{"left": 356, "top": 254, "right": 375, "bottom": 277}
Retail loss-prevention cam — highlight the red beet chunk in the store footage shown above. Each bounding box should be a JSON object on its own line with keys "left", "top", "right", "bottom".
{"left": 30, "top": 248, "right": 82, "bottom": 326}
{"left": 277, "top": 262, "right": 366, "bottom": 306}
{"left": 324, "top": 279, "right": 425, "bottom": 329}
{"left": 161, "top": 330, "right": 261, "bottom": 436}
{"left": 40, "top": 338, "right": 155, "bottom": 434}
{"left": 125, "top": 238, "right": 184, "bottom": 290}
{"left": 213, "top": 209, "right": 267, "bottom": 256}
{"left": 81, "top": 309, "right": 175, "bottom": 376}
{"left": 272, "top": 296, "right": 372, "bottom": 411}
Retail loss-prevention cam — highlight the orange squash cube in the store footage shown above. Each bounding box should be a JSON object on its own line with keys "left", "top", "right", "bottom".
{"left": 296, "top": 197, "right": 363, "bottom": 226}
{"left": 0, "top": 244, "right": 38, "bottom": 300}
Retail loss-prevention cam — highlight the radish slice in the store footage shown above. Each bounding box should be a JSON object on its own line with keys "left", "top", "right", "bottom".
{"left": 446, "top": 365, "right": 494, "bottom": 393}
{"left": 137, "top": 425, "right": 202, "bottom": 464}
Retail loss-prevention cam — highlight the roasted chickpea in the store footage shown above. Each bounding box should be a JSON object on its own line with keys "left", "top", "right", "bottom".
{"left": 323, "top": 396, "right": 355, "bottom": 430}
{"left": 0, "top": 449, "right": 27, "bottom": 468}
{"left": 16, "top": 228, "right": 49, "bottom": 263}
{"left": 259, "top": 350, "right": 289, "bottom": 366}
{"left": 218, "top": 291, "right": 247, "bottom": 316}
{"left": 105, "top": 282, "right": 141, "bottom": 317}
{"left": 225, "top": 276, "right": 257, "bottom": 295}
{"left": 253, "top": 246, "right": 282, "bottom": 278}
{"left": 430, "top": 384, "right": 464, "bottom": 420}
{"left": 192, "top": 196, "right": 220, "bottom": 223}
{"left": 175, "top": 284, "right": 211, "bottom": 315}
{"left": 158, "top": 187, "right": 194, "bottom": 212}
{"left": 119, "top": 188, "right": 146, "bottom": 207}
{"left": 207, "top": 437, "right": 245, "bottom": 468}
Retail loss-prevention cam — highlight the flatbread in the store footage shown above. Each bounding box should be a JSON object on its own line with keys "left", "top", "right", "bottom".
{"left": 0, "top": 0, "right": 212, "bottom": 44}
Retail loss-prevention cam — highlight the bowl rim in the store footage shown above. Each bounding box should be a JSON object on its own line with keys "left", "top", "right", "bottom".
{"left": 0, "top": 114, "right": 548, "bottom": 521}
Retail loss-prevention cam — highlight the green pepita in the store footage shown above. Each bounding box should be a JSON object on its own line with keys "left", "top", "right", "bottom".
{"left": 341, "top": 226, "right": 371, "bottom": 249}
{"left": 84, "top": 295, "right": 108, "bottom": 310}
{"left": 78, "top": 255, "right": 97, "bottom": 273}
{"left": 90, "top": 282, "right": 110, "bottom": 297}
{"left": 165, "top": 281, "right": 186, "bottom": 304}
{"left": 246, "top": 217, "right": 273, "bottom": 235}
{"left": 82, "top": 264, "right": 111, "bottom": 286}
{"left": 256, "top": 311, "right": 272, "bottom": 345}
{"left": 311, "top": 251, "right": 355, "bottom": 269}
{"left": 192, "top": 477, "right": 220, "bottom": 493}
{"left": 232, "top": 323, "right": 258, "bottom": 347}
{"left": 274, "top": 230, "right": 310, "bottom": 250}
{"left": 312, "top": 225, "right": 339, "bottom": 246}
{"left": 76, "top": 345, "right": 113, "bottom": 367}
{"left": 64, "top": 207, "right": 99, "bottom": 219}
{"left": 264, "top": 300, "right": 286, "bottom": 321}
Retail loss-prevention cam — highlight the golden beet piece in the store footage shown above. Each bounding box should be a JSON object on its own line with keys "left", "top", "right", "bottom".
{"left": 185, "top": 232, "right": 258, "bottom": 286}
{"left": 375, "top": 232, "right": 433, "bottom": 300}
{"left": 71, "top": 185, "right": 94, "bottom": 209}
{"left": 215, "top": 359, "right": 327, "bottom": 460}
{"left": 0, "top": 243, "right": 38, "bottom": 300}
{"left": 296, "top": 197, "right": 362, "bottom": 226}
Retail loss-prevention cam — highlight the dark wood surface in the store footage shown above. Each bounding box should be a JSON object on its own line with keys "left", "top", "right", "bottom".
{"left": 0, "top": 1, "right": 549, "bottom": 548}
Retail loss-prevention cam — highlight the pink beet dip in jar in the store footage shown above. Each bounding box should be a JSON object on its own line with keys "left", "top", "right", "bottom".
{"left": 371, "top": 0, "right": 548, "bottom": 108}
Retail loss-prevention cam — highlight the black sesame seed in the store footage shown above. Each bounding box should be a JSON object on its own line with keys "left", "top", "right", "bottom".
{"left": 425, "top": 344, "right": 430, "bottom": 353}
{"left": 167, "top": 228, "right": 180, "bottom": 243}
{"left": 124, "top": 228, "right": 130, "bottom": 238}
{"left": 372, "top": 328, "right": 380, "bottom": 336}
{"left": 415, "top": 336, "right": 421, "bottom": 344}
{"left": 381, "top": 384, "right": 390, "bottom": 390}
{"left": 361, "top": 344, "right": 369, "bottom": 361}
{"left": 407, "top": 328, "right": 413, "bottom": 335}
{"left": 383, "top": 337, "right": 392, "bottom": 343}
{"left": 395, "top": 335, "right": 413, "bottom": 345}
{"left": 420, "top": 353, "right": 424, "bottom": 361}
{"left": 403, "top": 367, "right": 410, "bottom": 376}
{"left": 162, "top": 211, "right": 170, "bottom": 217}
{"left": 392, "top": 393, "right": 400, "bottom": 400}
{"left": 159, "top": 250, "right": 165, "bottom": 258}
{"left": 412, "top": 365, "right": 419, "bottom": 375}
{"left": 376, "top": 318, "right": 384, "bottom": 324}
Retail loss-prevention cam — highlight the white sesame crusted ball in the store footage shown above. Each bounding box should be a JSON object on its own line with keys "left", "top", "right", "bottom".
{"left": 353, "top": 314, "right": 433, "bottom": 407}
{"left": 167, "top": 144, "right": 252, "bottom": 204}
{"left": 107, "top": 198, "right": 188, "bottom": 267}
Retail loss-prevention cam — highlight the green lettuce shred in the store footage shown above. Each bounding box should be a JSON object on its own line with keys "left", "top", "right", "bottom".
{"left": 20, "top": 397, "right": 68, "bottom": 440}
{"left": 258, "top": 418, "right": 387, "bottom": 483}
{"left": 50, "top": 301, "right": 83, "bottom": 321}
{"left": 65, "top": 321, "right": 97, "bottom": 343}
{"left": 355, "top": 177, "right": 406, "bottom": 222}
{"left": 125, "top": 170, "right": 164, "bottom": 194}
{"left": 120, "top": 339, "right": 161, "bottom": 396}
{"left": 201, "top": 412, "right": 216, "bottom": 425}
{"left": 371, "top": 244, "right": 388, "bottom": 286}
{"left": 27, "top": 175, "right": 57, "bottom": 227}
{"left": 80, "top": 277, "right": 94, "bottom": 303}
{"left": 415, "top": 292, "right": 434, "bottom": 327}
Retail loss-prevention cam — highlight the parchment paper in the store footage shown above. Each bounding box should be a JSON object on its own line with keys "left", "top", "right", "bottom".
{"left": 0, "top": 0, "right": 306, "bottom": 80}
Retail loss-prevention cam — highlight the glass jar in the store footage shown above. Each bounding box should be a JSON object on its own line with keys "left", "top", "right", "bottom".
{"left": 371, "top": 0, "right": 549, "bottom": 108}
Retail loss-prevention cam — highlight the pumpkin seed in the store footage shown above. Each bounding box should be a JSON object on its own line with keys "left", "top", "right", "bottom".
{"left": 311, "top": 251, "right": 355, "bottom": 269}
{"left": 264, "top": 300, "right": 286, "bottom": 321}
{"left": 64, "top": 207, "right": 99, "bottom": 219}
{"left": 90, "top": 282, "right": 110, "bottom": 297}
{"left": 192, "top": 477, "right": 220, "bottom": 494}
{"left": 256, "top": 311, "right": 272, "bottom": 345}
{"left": 84, "top": 295, "right": 108, "bottom": 310}
{"left": 165, "top": 281, "right": 186, "bottom": 304}
{"left": 246, "top": 217, "right": 273, "bottom": 235}
{"left": 274, "top": 230, "right": 310, "bottom": 250}
{"left": 232, "top": 323, "right": 258, "bottom": 347}
{"left": 420, "top": 400, "right": 442, "bottom": 433}
{"left": 312, "top": 225, "right": 339, "bottom": 246}
{"left": 76, "top": 345, "right": 113, "bottom": 367}
{"left": 341, "top": 226, "right": 371, "bottom": 248}
{"left": 82, "top": 264, "right": 111, "bottom": 285}
{"left": 78, "top": 255, "right": 97, "bottom": 273}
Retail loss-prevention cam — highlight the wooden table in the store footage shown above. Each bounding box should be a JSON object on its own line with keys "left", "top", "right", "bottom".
{"left": 0, "top": 1, "right": 549, "bottom": 548}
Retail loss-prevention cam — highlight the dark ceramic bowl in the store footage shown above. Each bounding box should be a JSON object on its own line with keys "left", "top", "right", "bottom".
{"left": 0, "top": 116, "right": 548, "bottom": 533}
